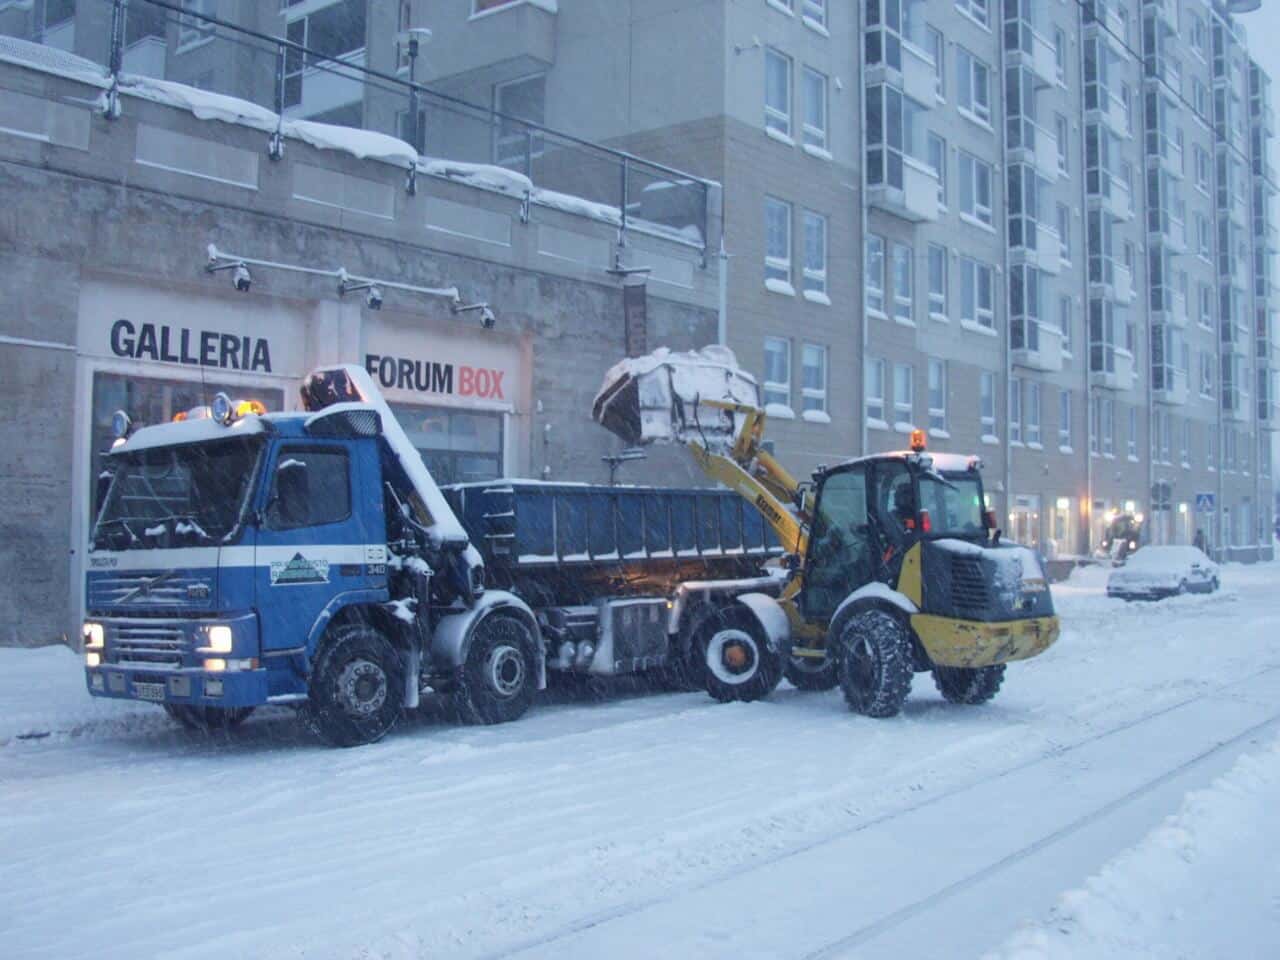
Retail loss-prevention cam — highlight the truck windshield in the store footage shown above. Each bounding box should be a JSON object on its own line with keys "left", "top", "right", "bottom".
{"left": 917, "top": 472, "right": 985, "bottom": 538}
{"left": 94, "top": 437, "right": 262, "bottom": 549}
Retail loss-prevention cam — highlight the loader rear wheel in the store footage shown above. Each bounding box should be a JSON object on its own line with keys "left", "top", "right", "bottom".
{"left": 698, "top": 607, "right": 783, "bottom": 703}
{"left": 932, "top": 664, "right": 1005, "bottom": 705}
{"left": 783, "top": 654, "right": 839, "bottom": 691}
{"left": 163, "top": 704, "right": 254, "bottom": 731}
{"left": 835, "top": 609, "right": 913, "bottom": 718}
{"left": 453, "top": 614, "right": 537, "bottom": 725}
{"left": 304, "top": 625, "right": 404, "bottom": 747}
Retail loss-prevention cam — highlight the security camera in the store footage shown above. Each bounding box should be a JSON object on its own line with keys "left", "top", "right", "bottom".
{"left": 206, "top": 244, "right": 220, "bottom": 266}
{"left": 366, "top": 286, "right": 383, "bottom": 310}
{"left": 232, "top": 264, "right": 252, "bottom": 292}
{"left": 479, "top": 306, "right": 496, "bottom": 329}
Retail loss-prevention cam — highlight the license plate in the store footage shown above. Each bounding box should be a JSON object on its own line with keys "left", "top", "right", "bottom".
{"left": 134, "top": 681, "right": 166, "bottom": 702}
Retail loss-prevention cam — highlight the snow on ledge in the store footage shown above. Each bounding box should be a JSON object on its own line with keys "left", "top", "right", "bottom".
{"left": 765, "top": 278, "right": 797, "bottom": 296}
{"left": 801, "top": 409, "right": 831, "bottom": 424}
{"left": 764, "top": 402, "right": 796, "bottom": 420}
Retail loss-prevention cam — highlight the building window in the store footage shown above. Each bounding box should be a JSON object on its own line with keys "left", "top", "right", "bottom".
{"left": 802, "top": 210, "right": 827, "bottom": 297}
{"left": 927, "top": 244, "right": 947, "bottom": 319}
{"left": 802, "top": 67, "right": 828, "bottom": 151}
{"left": 954, "top": 0, "right": 988, "bottom": 29}
{"left": 956, "top": 47, "right": 991, "bottom": 125}
{"left": 1053, "top": 27, "right": 1067, "bottom": 85}
{"left": 765, "top": 197, "right": 792, "bottom": 288}
{"left": 892, "top": 242, "right": 913, "bottom": 323}
{"left": 980, "top": 371, "right": 996, "bottom": 437}
{"left": 1026, "top": 382, "right": 1041, "bottom": 446}
{"left": 493, "top": 73, "right": 546, "bottom": 167}
{"left": 1196, "top": 214, "right": 1210, "bottom": 258}
{"left": 1200, "top": 351, "right": 1214, "bottom": 397}
{"left": 392, "top": 404, "right": 504, "bottom": 485}
{"left": 1057, "top": 203, "right": 1071, "bottom": 263}
{"left": 179, "top": 0, "right": 215, "bottom": 47}
{"left": 1207, "top": 427, "right": 1216, "bottom": 470}
{"left": 1009, "top": 377, "right": 1022, "bottom": 444}
{"left": 1060, "top": 295, "right": 1073, "bottom": 355}
{"left": 802, "top": 0, "right": 826, "bottom": 26}
{"left": 1181, "top": 419, "right": 1190, "bottom": 467}
{"left": 928, "top": 133, "right": 947, "bottom": 208}
{"left": 762, "top": 336, "right": 791, "bottom": 408}
{"left": 1055, "top": 113, "right": 1069, "bottom": 175}
{"left": 765, "top": 47, "right": 792, "bottom": 138}
{"left": 1089, "top": 396, "right": 1099, "bottom": 455}
{"left": 960, "top": 256, "right": 994, "bottom": 329}
{"left": 1101, "top": 398, "right": 1114, "bottom": 457}
{"left": 283, "top": 0, "right": 368, "bottom": 106}
{"left": 865, "top": 357, "right": 886, "bottom": 423}
{"left": 1058, "top": 390, "right": 1071, "bottom": 449}
{"left": 802, "top": 343, "right": 828, "bottom": 415}
{"left": 928, "top": 27, "right": 945, "bottom": 99}
{"left": 958, "top": 151, "right": 993, "bottom": 226}
{"left": 928, "top": 358, "right": 947, "bottom": 431}
{"left": 866, "top": 234, "right": 886, "bottom": 315}
{"left": 894, "top": 363, "right": 915, "bottom": 427}
{"left": 1198, "top": 283, "right": 1213, "bottom": 329}
{"left": 1195, "top": 146, "right": 1210, "bottom": 193}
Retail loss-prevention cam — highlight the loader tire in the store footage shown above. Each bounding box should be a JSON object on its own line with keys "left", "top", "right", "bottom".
{"left": 783, "top": 654, "right": 839, "bottom": 691}
{"left": 932, "top": 664, "right": 1005, "bottom": 705}
{"left": 304, "top": 625, "right": 404, "bottom": 747}
{"left": 835, "top": 609, "right": 913, "bottom": 718}
{"left": 163, "top": 704, "right": 254, "bottom": 731}
{"left": 453, "top": 614, "right": 537, "bottom": 725}
{"left": 698, "top": 606, "right": 783, "bottom": 703}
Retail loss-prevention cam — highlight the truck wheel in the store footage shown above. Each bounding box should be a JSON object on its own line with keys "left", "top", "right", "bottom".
{"left": 305, "top": 625, "right": 405, "bottom": 747}
{"left": 783, "top": 654, "right": 839, "bottom": 691}
{"left": 932, "top": 664, "right": 1005, "bottom": 705}
{"left": 453, "top": 615, "right": 537, "bottom": 725}
{"left": 835, "top": 610, "right": 913, "bottom": 718}
{"left": 698, "top": 606, "right": 783, "bottom": 703}
{"left": 163, "top": 704, "right": 254, "bottom": 731}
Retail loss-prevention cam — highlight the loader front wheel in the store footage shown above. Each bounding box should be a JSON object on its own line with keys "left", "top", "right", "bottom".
{"left": 932, "top": 664, "right": 1005, "bottom": 705}
{"left": 836, "top": 609, "right": 913, "bottom": 718}
{"left": 698, "top": 607, "right": 783, "bottom": 703}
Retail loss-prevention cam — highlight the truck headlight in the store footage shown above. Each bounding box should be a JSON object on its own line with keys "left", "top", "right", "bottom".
{"left": 86, "top": 651, "right": 101, "bottom": 668}
{"left": 203, "top": 658, "right": 227, "bottom": 672}
{"left": 207, "top": 625, "right": 233, "bottom": 653}
{"left": 83, "top": 622, "right": 104, "bottom": 650}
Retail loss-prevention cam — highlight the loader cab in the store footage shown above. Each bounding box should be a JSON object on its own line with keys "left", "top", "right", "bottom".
{"left": 800, "top": 453, "right": 989, "bottom": 621}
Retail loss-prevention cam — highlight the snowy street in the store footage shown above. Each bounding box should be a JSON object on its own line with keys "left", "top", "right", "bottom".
{"left": 4, "top": 563, "right": 1280, "bottom": 959}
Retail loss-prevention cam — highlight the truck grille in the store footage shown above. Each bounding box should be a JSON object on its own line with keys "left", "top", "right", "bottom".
{"left": 951, "top": 557, "right": 989, "bottom": 610}
{"left": 108, "top": 620, "right": 187, "bottom": 669}
{"left": 88, "top": 573, "right": 212, "bottom": 608}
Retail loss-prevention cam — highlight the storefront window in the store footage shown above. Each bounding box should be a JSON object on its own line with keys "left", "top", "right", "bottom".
{"left": 90, "top": 373, "right": 284, "bottom": 520}
{"left": 389, "top": 403, "right": 504, "bottom": 485}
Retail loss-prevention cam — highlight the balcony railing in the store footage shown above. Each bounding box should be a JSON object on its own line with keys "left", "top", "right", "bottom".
{"left": 868, "top": 155, "right": 939, "bottom": 223}
{"left": 1008, "top": 117, "right": 1060, "bottom": 179}
{"left": 1, "top": 0, "right": 717, "bottom": 258}
{"left": 1006, "top": 20, "right": 1057, "bottom": 88}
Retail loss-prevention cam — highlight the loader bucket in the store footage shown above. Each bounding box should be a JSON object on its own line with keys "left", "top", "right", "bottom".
{"left": 592, "top": 346, "right": 761, "bottom": 448}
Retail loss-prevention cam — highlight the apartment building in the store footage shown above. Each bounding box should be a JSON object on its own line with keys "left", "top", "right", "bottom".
{"left": 2, "top": 0, "right": 1274, "bottom": 561}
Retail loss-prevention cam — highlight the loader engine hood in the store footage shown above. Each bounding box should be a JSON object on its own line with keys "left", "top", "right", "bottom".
{"left": 592, "top": 346, "right": 761, "bottom": 449}
{"left": 920, "top": 538, "right": 1055, "bottom": 623}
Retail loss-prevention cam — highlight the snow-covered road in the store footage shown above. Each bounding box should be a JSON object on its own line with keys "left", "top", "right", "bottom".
{"left": 3, "top": 563, "right": 1280, "bottom": 959}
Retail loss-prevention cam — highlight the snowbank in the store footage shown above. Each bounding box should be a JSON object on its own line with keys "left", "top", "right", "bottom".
{"left": 987, "top": 733, "right": 1280, "bottom": 960}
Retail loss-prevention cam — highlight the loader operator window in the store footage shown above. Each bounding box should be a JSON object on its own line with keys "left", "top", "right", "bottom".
{"left": 266, "top": 449, "right": 351, "bottom": 529}
{"left": 803, "top": 466, "right": 872, "bottom": 620}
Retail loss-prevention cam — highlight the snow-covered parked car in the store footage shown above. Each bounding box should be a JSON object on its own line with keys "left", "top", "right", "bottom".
{"left": 1106, "top": 546, "right": 1220, "bottom": 601}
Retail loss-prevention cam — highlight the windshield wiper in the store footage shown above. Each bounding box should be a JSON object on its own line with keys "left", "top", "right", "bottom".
{"left": 144, "top": 515, "right": 215, "bottom": 542}
{"left": 94, "top": 518, "right": 139, "bottom": 548}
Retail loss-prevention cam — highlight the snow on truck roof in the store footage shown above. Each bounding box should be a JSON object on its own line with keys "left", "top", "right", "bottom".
{"left": 112, "top": 414, "right": 266, "bottom": 453}
{"left": 828, "top": 451, "right": 982, "bottom": 473}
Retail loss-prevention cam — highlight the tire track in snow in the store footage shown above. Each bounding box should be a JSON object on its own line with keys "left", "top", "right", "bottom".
{"left": 483, "top": 662, "right": 1280, "bottom": 959}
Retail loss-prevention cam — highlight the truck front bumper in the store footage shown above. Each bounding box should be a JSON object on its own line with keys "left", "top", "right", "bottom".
{"left": 86, "top": 665, "right": 269, "bottom": 709}
{"left": 910, "top": 614, "right": 1060, "bottom": 668}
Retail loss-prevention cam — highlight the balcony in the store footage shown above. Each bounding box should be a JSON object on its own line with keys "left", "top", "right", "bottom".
{"left": 1088, "top": 89, "right": 1130, "bottom": 139}
{"left": 1009, "top": 119, "right": 1060, "bottom": 180}
{"left": 1113, "top": 261, "right": 1135, "bottom": 304}
{"left": 1146, "top": 55, "right": 1182, "bottom": 96}
{"left": 1010, "top": 222, "right": 1063, "bottom": 276}
{"left": 1150, "top": 214, "right": 1187, "bottom": 254}
{"left": 1224, "top": 392, "right": 1250, "bottom": 423}
{"left": 1091, "top": 348, "right": 1136, "bottom": 391}
{"left": 122, "top": 36, "right": 167, "bottom": 80}
{"left": 1087, "top": 6, "right": 1129, "bottom": 59}
{"left": 1145, "top": 0, "right": 1178, "bottom": 34}
{"left": 428, "top": 0, "right": 557, "bottom": 84}
{"left": 1153, "top": 369, "right": 1188, "bottom": 406}
{"left": 1155, "top": 287, "right": 1189, "bottom": 328}
{"left": 286, "top": 49, "right": 366, "bottom": 120}
{"left": 1013, "top": 322, "right": 1065, "bottom": 373}
{"left": 1007, "top": 23, "right": 1058, "bottom": 88}
{"left": 867, "top": 157, "right": 939, "bottom": 223}
{"left": 1148, "top": 132, "right": 1183, "bottom": 179}
{"left": 1091, "top": 171, "right": 1134, "bottom": 220}
{"left": 42, "top": 19, "right": 74, "bottom": 53}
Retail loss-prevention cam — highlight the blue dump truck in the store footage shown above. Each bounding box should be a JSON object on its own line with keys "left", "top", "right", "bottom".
{"left": 83, "top": 365, "right": 785, "bottom": 746}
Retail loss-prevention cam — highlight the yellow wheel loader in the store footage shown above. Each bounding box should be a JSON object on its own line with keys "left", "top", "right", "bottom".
{"left": 592, "top": 347, "right": 1060, "bottom": 717}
